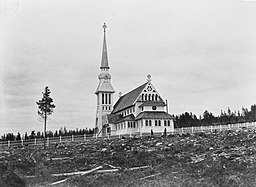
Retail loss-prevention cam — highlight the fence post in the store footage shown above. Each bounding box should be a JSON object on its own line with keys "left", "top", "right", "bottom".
{"left": 219, "top": 125, "right": 222, "bottom": 131}
{"left": 229, "top": 124, "right": 231, "bottom": 130}
{"left": 246, "top": 122, "right": 249, "bottom": 128}
{"left": 8, "top": 140, "right": 10, "bottom": 148}
{"left": 84, "top": 134, "right": 86, "bottom": 141}
{"left": 72, "top": 135, "right": 74, "bottom": 142}
{"left": 60, "top": 136, "right": 61, "bottom": 143}
{"left": 107, "top": 133, "right": 110, "bottom": 140}
{"left": 201, "top": 126, "right": 203, "bottom": 132}
{"left": 34, "top": 138, "right": 36, "bottom": 145}
{"left": 47, "top": 137, "right": 49, "bottom": 146}
{"left": 181, "top": 127, "right": 184, "bottom": 134}
{"left": 21, "top": 138, "right": 24, "bottom": 146}
{"left": 130, "top": 132, "right": 132, "bottom": 138}
{"left": 140, "top": 131, "right": 142, "bottom": 137}
{"left": 119, "top": 134, "right": 121, "bottom": 139}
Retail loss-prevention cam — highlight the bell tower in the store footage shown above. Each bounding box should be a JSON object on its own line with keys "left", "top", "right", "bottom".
{"left": 95, "top": 23, "right": 115, "bottom": 137}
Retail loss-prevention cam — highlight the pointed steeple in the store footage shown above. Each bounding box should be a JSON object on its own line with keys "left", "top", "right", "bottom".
{"left": 101, "top": 23, "right": 109, "bottom": 69}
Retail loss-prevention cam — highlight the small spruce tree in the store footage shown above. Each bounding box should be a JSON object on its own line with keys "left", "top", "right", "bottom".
{"left": 36, "top": 86, "right": 56, "bottom": 148}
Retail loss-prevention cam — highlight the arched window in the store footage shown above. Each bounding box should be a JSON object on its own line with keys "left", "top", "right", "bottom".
{"left": 109, "top": 93, "right": 111, "bottom": 104}
{"left": 142, "top": 94, "right": 144, "bottom": 101}
{"left": 145, "top": 94, "right": 148, "bottom": 101}
{"left": 124, "top": 122, "right": 126, "bottom": 129}
{"left": 128, "top": 122, "right": 130, "bottom": 128}
{"left": 152, "top": 94, "right": 154, "bottom": 101}
{"left": 155, "top": 120, "right": 157, "bottom": 126}
{"left": 149, "top": 120, "right": 152, "bottom": 126}
{"left": 158, "top": 120, "right": 161, "bottom": 126}
{"left": 149, "top": 94, "right": 151, "bottom": 101}
{"left": 164, "top": 120, "right": 167, "bottom": 126}
{"left": 155, "top": 95, "right": 158, "bottom": 101}
{"left": 168, "top": 120, "right": 170, "bottom": 126}
{"left": 146, "top": 120, "right": 148, "bottom": 126}
{"left": 102, "top": 93, "right": 104, "bottom": 104}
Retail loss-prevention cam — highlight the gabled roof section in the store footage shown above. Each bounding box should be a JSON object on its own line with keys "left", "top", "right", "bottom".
{"left": 135, "top": 111, "right": 174, "bottom": 120}
{"left": 139, "top": 101, "right": 166, "bottom": 107}
{"left": 112, "top": 82, "right": 148, "bottom": 114}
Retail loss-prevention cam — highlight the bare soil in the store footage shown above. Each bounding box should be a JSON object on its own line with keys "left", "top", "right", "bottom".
{"left": 1, "top": 128, "right": 256, "bottom": 186}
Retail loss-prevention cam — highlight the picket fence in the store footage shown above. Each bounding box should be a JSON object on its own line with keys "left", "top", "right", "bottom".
{"left": 1, "top": 122, "right": 256, "bottom": 148}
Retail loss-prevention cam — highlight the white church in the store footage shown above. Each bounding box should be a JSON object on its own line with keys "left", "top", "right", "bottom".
{"left": 95, "top": 24, "right": 174, "bottom": 137}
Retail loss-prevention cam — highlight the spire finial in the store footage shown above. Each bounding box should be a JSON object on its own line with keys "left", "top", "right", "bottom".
{"left": 147, "top": 74, "right": 152, "bottom": 82}
{"left": 103, "top": 23, "right": 107, "bottom": 32}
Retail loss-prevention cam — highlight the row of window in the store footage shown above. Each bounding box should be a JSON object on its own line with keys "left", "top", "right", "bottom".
{"left": 120, "top": 107, "right": 135, "bottom": 116}
{"left": 145, "top": 120, "right": 171, "bottom": 127}
{"left": 102, "top": 106, "right": 111, "bottom": 111}
{"left": 117, "top": 121, "right": 138, "bottom": 130}
{"left": 141, "top": 93, "right": 159, "bottom": 101}
{"left": 102, "top": 93, "right": 111, "bottom": 105}
{"left": 116, "top": 120, "right": 172, "bottom": 130}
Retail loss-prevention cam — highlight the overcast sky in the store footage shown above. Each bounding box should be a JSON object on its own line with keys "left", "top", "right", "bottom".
{"left": 1, "top": 0, "right": 256, "bottom": 135}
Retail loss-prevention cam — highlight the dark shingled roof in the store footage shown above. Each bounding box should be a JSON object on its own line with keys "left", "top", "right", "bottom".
{"left": 112, "top": 82, "right": 148, "bottom": 114}
{"left": 139, "top": 101, "right": 166, "bottom": 107}
{"left": 107, "top": 114, "right": 135, "bottom": 124}
{"left": 135, "top": 111, "right": 174, "bottom": 120}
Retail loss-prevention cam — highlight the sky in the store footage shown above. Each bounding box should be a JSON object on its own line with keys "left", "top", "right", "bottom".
{"left": 1, "top": 0, "right": 256, "bottom": 135}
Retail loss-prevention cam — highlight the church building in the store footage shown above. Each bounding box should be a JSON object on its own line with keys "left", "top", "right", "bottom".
{"left": 95, "top": 24, "right": 174, "bottom": 137}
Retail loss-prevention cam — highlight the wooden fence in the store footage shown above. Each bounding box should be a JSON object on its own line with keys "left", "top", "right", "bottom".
{"left": 1, "top": 122, "right": 255, "bottom": 148}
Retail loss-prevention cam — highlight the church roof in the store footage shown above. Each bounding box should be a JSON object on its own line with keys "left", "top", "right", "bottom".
{"left": 139, "top": 101, "right": 166, "bottom": 107}
{"left": 135, "top": 111, "right": 174, "bottom": 120}
{"left": 107, "top": 114, "right": 135, "bottom": 124}
{"left": 112, "top": 82, "right": 148, "bottom": 114}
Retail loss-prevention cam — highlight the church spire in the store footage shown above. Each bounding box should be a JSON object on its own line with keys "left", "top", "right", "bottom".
{"left": 101, "top": 23, "right": 109, "bottom": 69}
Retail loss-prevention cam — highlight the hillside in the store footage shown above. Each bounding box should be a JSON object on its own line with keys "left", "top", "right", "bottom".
{"left": 1, "top": 128, "right": 256, "bottom": 186}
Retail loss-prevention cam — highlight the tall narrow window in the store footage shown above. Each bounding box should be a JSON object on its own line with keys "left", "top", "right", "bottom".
{"left": 158, "top": 120, "right": 161, "bottom": 126}
{"left": 102, "top": 93, "right": 104, "bottom": 104}
{"left": 105, "top": 93, "right": 108, "bottom": 104}
{"left": 145, "top": 94, "right": 148, "bottom": 101}
{"left": 168, "top": 120, "right": 170, "bottom": 126}
{"left": 155, "top": 95, "right": 158, "bottom": 101}
{"left": 149, "top": 120, "right": 152, "bottom": 126}
{"left": 146, "top": 120, "right": 148, "bottom": 126}
{"left": 149, "top": 94, "right": 151, "bottom": 101}
{"left": 142, "top": 94, "right": 144, "bottom": 101}
{"left": 109, "top": 93, "right": 111, "bottom": 104}
{"left": 164, "top": 120, "right": 167, "bottom": 126}
{"left": 152, "top": 94, "right": 154, "bottom": 101}
{"left": 155, "top": 120, "right": 157, "bottom": 126}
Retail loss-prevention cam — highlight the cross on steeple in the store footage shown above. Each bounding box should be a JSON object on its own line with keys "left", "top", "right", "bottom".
{"left": 103, "top": 23, "right": 107, "bottom": 32}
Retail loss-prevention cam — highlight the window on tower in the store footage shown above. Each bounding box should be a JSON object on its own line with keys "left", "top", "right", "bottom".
{"left": 105, "top": 93, "right": 108, "bottom": 104}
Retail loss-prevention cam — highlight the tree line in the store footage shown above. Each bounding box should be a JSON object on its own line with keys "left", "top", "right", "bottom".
{"left": 0, "top": 127, "right": 95, "bottom": 142}
{"left": 175, "top": 104, "right": 256, "bottom": 128}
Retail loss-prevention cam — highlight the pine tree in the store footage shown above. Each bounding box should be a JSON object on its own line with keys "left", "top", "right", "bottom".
{"left": 36, "top": 86, "right": 56, "bottom": 148}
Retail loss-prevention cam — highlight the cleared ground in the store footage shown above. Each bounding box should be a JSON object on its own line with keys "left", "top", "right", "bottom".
{"left": 1, "top": 128, "right": 256, "bottom": 186}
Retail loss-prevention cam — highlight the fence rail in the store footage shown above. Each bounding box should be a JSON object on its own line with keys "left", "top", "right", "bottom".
{"left": 1, "top": 122, "right": 256, "bottom": 148}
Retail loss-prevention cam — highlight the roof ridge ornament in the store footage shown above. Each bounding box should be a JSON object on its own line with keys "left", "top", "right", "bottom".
{"left": 147, "top": 74, "right": 152, "bottom": 82}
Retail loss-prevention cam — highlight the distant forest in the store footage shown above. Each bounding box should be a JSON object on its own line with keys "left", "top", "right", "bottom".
{"left": 175, "top": 104, "right": 256, "bottom": 128}
{"left": 1, "top": 104, "right": 256, "bottom": 141}
{"left": 1, "top": 127, "right": 94, "bottom": 142}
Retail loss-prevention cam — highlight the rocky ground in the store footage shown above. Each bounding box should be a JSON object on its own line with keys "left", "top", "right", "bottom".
{"left": 1, "top": 128, "right": 256, "bottom": 186}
